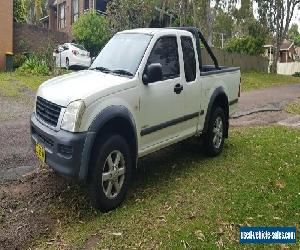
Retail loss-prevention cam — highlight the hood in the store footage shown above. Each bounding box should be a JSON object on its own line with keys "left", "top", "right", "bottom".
{"left": 37, "top": 70, "right": 132, "bottom": 107}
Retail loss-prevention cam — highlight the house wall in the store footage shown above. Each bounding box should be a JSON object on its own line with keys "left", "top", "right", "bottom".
{"left": 14, "top": 23, "right": 70, "bottom": 54}
{"left": 0, "top": 0, "right": 13, "bottom": 70}
{"left": 53, "top": 0, "right": 94, "bottom": 34}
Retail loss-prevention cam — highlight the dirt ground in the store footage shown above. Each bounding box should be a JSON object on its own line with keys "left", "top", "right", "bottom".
{"left": 0, "top": 83, "right": 299, "bottom": 249}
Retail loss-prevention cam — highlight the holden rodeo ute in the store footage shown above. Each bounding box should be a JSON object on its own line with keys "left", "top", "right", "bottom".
{"left": 31, "top": 27, "right": 240, "bottom": 212}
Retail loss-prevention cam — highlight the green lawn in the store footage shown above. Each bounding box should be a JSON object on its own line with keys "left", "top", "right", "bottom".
{"left": 241, "top": 72, "right": 300, "bottom": 91}
{"left": 286, "top": 98, "right": 300, "bottom": 115}
{"left": 33, "top": 126, "right": 300, "bottom": 249}
{"left": 0, "top": 72, "right": 50, "bottom": 97}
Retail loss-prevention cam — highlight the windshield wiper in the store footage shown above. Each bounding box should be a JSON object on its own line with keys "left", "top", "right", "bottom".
{"left": 112, "top": 69, "right": 133, "bottom": 77}
{"left": 89, "top": 66, "right": 111, "bottom": 73}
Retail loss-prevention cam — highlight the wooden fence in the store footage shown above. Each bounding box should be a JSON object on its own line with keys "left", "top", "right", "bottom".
{"left": 202, "top": 48, "right": 269, "bottom": 73}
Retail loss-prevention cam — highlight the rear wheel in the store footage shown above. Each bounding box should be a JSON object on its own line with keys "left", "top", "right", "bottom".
{"left": 88, "top": 134, "right": 132, "bottom": 212}
{"left": 204, "top": 106, "right": 226, "bottom": 156}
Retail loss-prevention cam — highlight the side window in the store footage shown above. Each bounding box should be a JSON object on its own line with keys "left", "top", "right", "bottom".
{"left": 146, "top": 36, "right": 180, "bottom": 80}
{"left": 181, "top": 36, "right": 196, "bottom": 82}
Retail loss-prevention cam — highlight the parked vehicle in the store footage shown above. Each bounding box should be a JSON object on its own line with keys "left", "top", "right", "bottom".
{"left": 31, "top": 28, "right": 240, "bottom": 212}
{"left": 54, "top": 43, "right": 92, "bottom": 69}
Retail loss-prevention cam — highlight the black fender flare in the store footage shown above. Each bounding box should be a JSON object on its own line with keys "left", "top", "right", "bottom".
{"left": 79, "top": 105, "right": 138, "bottom": 181}
{"left": 203, "top": 86, "right": 229, "bottom": 136}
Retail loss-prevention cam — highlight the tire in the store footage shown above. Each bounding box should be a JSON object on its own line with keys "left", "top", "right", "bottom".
{"left": 88, "top": 134, "right": 132, "bottom": 212}
{"left": 203, "top": 106, "right": 226, "bottom": 157}
{"left": 66, "top": 58, "right": 70, "bottom": 70}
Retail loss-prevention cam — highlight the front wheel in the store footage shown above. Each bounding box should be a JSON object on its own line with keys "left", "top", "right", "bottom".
{"left": 88, "top": 134, "right": 132, "bottom": 212}
{"left": 203, "top": 106, "right": 226, "bottom": 156}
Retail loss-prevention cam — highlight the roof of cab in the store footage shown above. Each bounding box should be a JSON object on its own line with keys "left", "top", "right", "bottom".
{"left": 118, "top": 28, "right": 192, "bottom": 36}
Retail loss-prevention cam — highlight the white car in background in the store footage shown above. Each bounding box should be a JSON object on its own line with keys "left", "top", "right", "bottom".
{"left": 54, "top": 43, "right": 92, "bottom": 69}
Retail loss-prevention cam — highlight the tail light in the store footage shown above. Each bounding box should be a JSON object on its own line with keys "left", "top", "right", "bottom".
{"left": 72, "top": 50, "right": 79, "bottom": 56}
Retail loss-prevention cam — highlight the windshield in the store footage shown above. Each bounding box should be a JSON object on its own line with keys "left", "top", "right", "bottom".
{"left": 90, "top": 33, "right": 152, "bottom": 77}
{"left": 72, "top": 44, "right": 86, "bottom": 51}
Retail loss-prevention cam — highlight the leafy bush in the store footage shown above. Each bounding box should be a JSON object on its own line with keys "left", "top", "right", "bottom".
{"left": 292, "top": 72, "right": 300, "bottom": 77}
{"left": 13, "top": 53, "right": 27, "bottom": 68}
{"left": 17, "top": 56, "right": 49, "bottom": 76}
{"left": 72, "top": 11, "right": 111, "bottom": 56}
{"left": 225, "top": 36, "right": 265, "bottom": 56}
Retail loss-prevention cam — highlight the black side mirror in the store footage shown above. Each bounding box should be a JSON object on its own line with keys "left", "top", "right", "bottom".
{"left": 143, "top": 63, "right": 163, "bottom": 85}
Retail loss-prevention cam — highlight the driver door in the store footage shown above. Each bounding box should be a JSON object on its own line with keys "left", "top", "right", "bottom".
{"left": 139, "top": 36, "right": 185, "bottom": 152}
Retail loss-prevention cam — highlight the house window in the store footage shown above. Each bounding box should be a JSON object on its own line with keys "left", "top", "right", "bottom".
{"left": 84, "top": 0, "right": 89, "bottom": 10}
{"left": 72, "top": 0, "right": 79, "bottom": 23}
{"left": 58, "top": 2, "right": 66, "bottom": 29}
{"left": 95, "top": 0, "right": 108, "bottom": 12}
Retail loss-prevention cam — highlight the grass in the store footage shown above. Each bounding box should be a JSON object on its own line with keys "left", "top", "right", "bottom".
{"left": 33, "top": 126, "right": 300, "bottom": 249}
{"left": 0, "top": 72, "right": 50, "bottom": 97}
{"left": 241, "top": 72, "right": 300, "bottom": 91}
{"left": 286, "top": 98, "right": 300, "bottom": 115}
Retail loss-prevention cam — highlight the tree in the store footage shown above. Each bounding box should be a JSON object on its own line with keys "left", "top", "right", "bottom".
{"left": 14, "top": 0, "right": 27, "bottom": 23}
{"left": 213, "top": 9, "right": 234, "bottom": 48}
{"left": 288, "top": 23, "right": 300, "bottom": 40}
{"left": 256, "top": 0, "right": 300, "bottom": 71}
{"left": 72, "top": 11, "right": 111, "bottom": 56}
{"left": 106, "top": 0, "right": 158, "bottom": 32}
{"left": 225, "top": 36, "right": 265, "bottom": 55}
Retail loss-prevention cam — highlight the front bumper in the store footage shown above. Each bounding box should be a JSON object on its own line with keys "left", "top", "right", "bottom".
{"left": 30, "top": 113, "right": 87, "bottom": 178}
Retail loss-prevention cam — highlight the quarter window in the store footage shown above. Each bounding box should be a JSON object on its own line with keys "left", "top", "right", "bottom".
{"left": 181, "top": 36, "right": 196, "bottom": 82}
{"left": 146, "top": 36, "right": 180, "bottom": 80}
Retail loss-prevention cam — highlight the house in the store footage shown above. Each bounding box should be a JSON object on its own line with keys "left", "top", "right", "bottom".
{"left": 279, "top": 39, "right": 296, "bottom": 63}
{"left": 43, "top": 0, "right": 108, "bottom": 35}
{"left": 0, "top": 0, "right": 13, "bottom": 71}
{"left": 295, "top": 46, "right": 300, "bottom": 61}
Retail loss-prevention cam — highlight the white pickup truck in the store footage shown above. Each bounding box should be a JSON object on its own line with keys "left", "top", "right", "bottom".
{"left": 31, "top": 27, "right": 240, "bottom": 211}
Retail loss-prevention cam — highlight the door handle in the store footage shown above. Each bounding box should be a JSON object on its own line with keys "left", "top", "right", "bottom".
{"left": 174, "top": 84, "right": 183, "bottom": 94}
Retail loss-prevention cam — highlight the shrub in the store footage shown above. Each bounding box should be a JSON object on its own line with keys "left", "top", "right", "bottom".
{"left": 225, "top": 36, "right": 265, "bottom": 56}
{"left": 13, "top": 53, "right": 27, "bottom": 68}
{"left": 72, "top": 11, "right": 111, "bottom": 56}
{"left": 292, "top": 72, "right": 300, "bottom": 77}
{"left": 17, "top": 56, "right": 49, "bottom": 76}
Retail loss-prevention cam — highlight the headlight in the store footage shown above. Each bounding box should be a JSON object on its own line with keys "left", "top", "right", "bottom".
{"left": 61, "top": 100, "right": 86, "bottom": 132}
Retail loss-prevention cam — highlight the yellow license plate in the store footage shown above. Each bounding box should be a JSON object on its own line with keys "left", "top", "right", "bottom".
{"left": 35, "top": 143, "right": 45, "bottom": 163}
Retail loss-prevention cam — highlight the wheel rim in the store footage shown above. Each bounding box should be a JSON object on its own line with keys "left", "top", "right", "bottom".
{"left": 102, "top": 150, "right": 126, "bottom": 199}
{"left": 212, "top": 117, "right": 223, "bottom": 149}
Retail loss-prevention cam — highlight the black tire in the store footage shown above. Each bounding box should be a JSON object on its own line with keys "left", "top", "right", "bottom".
{"left": 88, "top": 134, "right": 132, "bottom": 212}
{"left": 203, "top": 106, "right": 226, "bottom": 157}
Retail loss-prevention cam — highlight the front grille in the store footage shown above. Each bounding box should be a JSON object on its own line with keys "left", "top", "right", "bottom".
{"left": 36, "top": 96, "right": 62, "bottom": 127}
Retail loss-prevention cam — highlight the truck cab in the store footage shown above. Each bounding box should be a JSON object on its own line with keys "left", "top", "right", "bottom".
{"left": 31, "top": 27, "right": 240, "bottom": 211}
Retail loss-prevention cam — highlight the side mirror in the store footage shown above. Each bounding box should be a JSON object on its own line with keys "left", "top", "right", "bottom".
{"left": 142, "top": 63, "right": 163, "bottom": 85}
